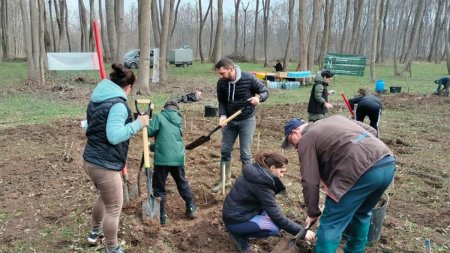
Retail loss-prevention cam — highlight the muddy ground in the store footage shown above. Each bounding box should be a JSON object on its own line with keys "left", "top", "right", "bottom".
{"left": 0, "top": 80, "right": 449, "bottom": 253}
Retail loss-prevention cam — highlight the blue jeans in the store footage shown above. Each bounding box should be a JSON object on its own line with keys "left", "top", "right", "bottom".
{"left": 316, "top": 158, "right": 396, "bottom": 253}
{"left": 224, "top": 211, "right": 280, "bottom": 239}
{"left": 221, "top": 116, "right": 256, "bottom": 167}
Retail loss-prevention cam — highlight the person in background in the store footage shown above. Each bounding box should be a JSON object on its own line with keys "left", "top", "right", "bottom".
{"left": 222, "top": 152, "right": 315, "bottom": 252}
{"left": 307, "top": 70, "right": 334, "bottom": 122}
{"left": 273, "top": 60, "right": 283, "bottom": 72}
{"left": 281, "top": 116, "right": 395, "bottom": 253}
{"left": 434, "top": 76, "right": 449, "bottom": 95}
{"left": 83, "top": 63, "right": 149, "bottom": 253}
{"left": 213, "top": 58, "right": 269, "bottom": 193}
{"left": 348, "top": 88, "right": 383, "bottom": 137}
{"left": 148, "top": 100, "right": 197, "bottom": 225}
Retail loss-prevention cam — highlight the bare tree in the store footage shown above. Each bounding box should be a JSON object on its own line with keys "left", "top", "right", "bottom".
{"left": 393, "top": 0, "right": 404, "bottom": 75}
{"left": 159, "top": 0, "right": 170, "bottom": 82}
{"left": 106, "top": 1, "right": 117, "bottom": 62}
{"left": 320, "top": 0, "right": 334, "bottom": 69}
{"left": 63, "top": 0, "right": 71, "bottom": 52}
{"left": 78, "top": 0, "right": 88, "bottom": 52}
{"left": 307, "top": 0, "right": 323, "bottom": 70}
{"left": 340, "top": 0, "right": 352, "bottom": 53}
{"left": 208, "top": 3, "right": 214, "bottom": 58}
{"left": 133, "top": 0, "right": 152, "bottom": 95}
{"left": 282, "top": 0, "right": 295, "bottom": 71}
{"left": 89, "top": 0, "right": 95, "bottom": 52}
{"left": 252, "top": 0, "right": 260, "bottom": 63}
{"left": 55, "top": 0, "right": 67, "bottom": 51}
{"left": 296, "top": 0, "right": 307, "bottom": 71}
{"left": 212, "top": 0, "right": 223, "bottom": 65}
{"left": 370, "top": 0, "right": 382, "bottom": 83}
{"left": 169, "top": 0, "right": 181, "bottom": 41}
{"left": 151, "top": 0, "right": 161, "bottom": 47}
{"left": 377, "top": 0, "right": 389, "bottom": 63}
{"left": 49, "top": 0, "right": 57, "bottom": 52}
{"left": 198, "top": 0, "right": 212, "bottom": 63}
{"left": 349, "top": 0, "right": 364, "bottom": 55}
{"left": 262, "top": 0, "right": 270, "bottom": 67}
{"left": 38, "top": 0, "right": 46, "bottom": 81}
{"left": 241, "top": 1, "right": 251, "bottom": 59}
{"left": 1, "top": 0, "right": 9, "bottom": 59}
{"left": 398, "top": 0, "right": 426, "bottom": 75}
{"left": 428, "top": 0, "right": 445, "bottom": 62}
{"left": 99, "top": 0, "right": 110, "bottom": 59}
{"left": 233, "top": 0, "right": 241, "bottom": 55}
{"left": 115, "top": 0, "right": 125, "bottom": 62}
{"left": 444, "top": 1, "right": 450, "bottom": 73}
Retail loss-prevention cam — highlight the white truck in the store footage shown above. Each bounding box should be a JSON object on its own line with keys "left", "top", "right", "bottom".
{"left": 169, "top": 47, "right": 193, "bottom": 67}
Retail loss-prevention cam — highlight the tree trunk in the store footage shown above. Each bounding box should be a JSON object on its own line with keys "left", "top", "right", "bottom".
{"left": 78, "top": 0, "right": 88, "bottom": 52}
{"left": 297, "top": 0, "right": 307, "bottom": 71}
{"left": 233, "top": 0, "right": 241, "bottom": 55}
{"left": 262, "top": 0, "right": 270, "bottom": 67}
{"left": 444, "top": 1, "right": 450, "bottom": 73}
{"left": 378, "top": 0, "right": 389, "bottom": 63}
{"left": 99, "top": 0, "right": 110, "bottom": 59}
{"left": 169, "top": 0, "right": 181, "bottom": 41}
{"left": 49, "top": 0, "right": 57, "bottom": 52}
{"left": 212, "top": 0, "right": 223, "bottom": 66}
{"left": 115, "top": 0, "right": 124, "bottom": 63}
{"left": 30, "top": 0, "right": 40, "bottom": 77}
{"left": 400, "top": 0, "right": 425, "bottom": 75}
{"left": 399, "top": 3, "right": 414, "bottom": 63}
{"left": 307, "top": 0, "right": 323, "bottom": 70}
{"left": 208, "top": 3, "right": 214, "bottom": 59}
{"left": 151, "top": 0, "right": 161, "bottom": 48}
{"left": 133, "top": 0, "right": 152, "bottom": 95}
{"left": 370, "top": 0, "right": 381, "bottom": 83}
{"left": 320, "top": 0, "right": 333, "bottom": 69}
{"left": 1, "top": 0, "right": 9, "bottom": 59}
{"left": 63, "top": 0, "right": 71, "bottom": 52}
{"left": 282, "top": 0, "right": 295, "bottom": 71}
{"left": 106, "top": 1, "right": 117, "bottom": 62}
{"left": 198, "top": 0, "right": 212, "bottom": 63}
{"left": 349, "top": 0, "right": 364, "bottom": 55}
{"left": 20, "top": 0, "right": 37, "bottom": 79}
{"left": 241, "top": 1, "right": 250, "bottom": 59}
{"left": 252, "top": 0, "right": 259, "bottom": 63}
{"left": 427, "top": 0, "right": 444, "bottom": 62}
{"left": 159, "top": 0, "right": 170, "bottom": 82}
{"left": 38, "top": 0, "right": 46, "bottom": 83}
{"left": 89, "top": 0, "right": 95, "bottom": 52}
{"left": 340, "top": 0, "right": 352, "bottom": 53}
{"left": 55, "top": 0, "right": 66, "bottom": 51}
{"left": 392, "top": 0, "right": 403, "bottom": 76}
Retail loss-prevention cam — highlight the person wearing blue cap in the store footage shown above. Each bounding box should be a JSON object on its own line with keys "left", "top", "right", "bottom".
{"left": 281, "top": 116, "right": 396, "bottom": 253}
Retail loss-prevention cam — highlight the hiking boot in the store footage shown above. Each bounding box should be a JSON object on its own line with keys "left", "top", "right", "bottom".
{"left": 87, "top": 229, "right": 103, "bottom": 245}
{"left": 160, "top": 214, "right": 168, "bottom": 226}
{"left": 185, "top": 204, "right": 197, "bottom": 219}
{"left": 229, "top": 233, "right": 251, "bottom": 253}
{"left": 106, "top": 246, "right": 124, "bottom": 253}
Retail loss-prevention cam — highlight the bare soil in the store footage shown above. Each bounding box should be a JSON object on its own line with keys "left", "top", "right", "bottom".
{"left": 0, "top": 83, "right": 449, "bottom": 253}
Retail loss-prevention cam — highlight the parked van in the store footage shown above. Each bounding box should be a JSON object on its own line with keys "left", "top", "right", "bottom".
{"left": 123, "top": 49, "right": 154, "bottom": 69}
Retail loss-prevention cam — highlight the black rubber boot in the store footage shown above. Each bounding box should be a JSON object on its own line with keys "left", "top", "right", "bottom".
{"left": 185, "top": 203, "right": 197, "bottom": 219}
{"left": 160, "top": 199, "right": 168, "bottom": 226}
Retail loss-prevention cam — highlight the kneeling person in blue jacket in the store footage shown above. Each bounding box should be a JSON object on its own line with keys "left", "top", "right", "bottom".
{"left": 222, "top": 151, "right": 315, "bottom": 252}
{"left": 148, "top": 100, "right": 197, "bottom": 225}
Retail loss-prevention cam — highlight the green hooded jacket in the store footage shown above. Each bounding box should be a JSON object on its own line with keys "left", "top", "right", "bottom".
{"left": 148, "top": 108, "right": 184, "bottom": 166}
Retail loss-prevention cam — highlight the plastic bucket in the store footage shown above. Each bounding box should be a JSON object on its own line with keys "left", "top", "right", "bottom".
{"left": 375, "top": 80, "right": 385, "bottom": 92}
{"left": 389, "top": 86, "right": 402, "bottom": 93}
{"left": 367, "top": 198, "right": 388, "bottom": 243}
{"left": 204, "top": 105, "right": 217, "bottom": 117}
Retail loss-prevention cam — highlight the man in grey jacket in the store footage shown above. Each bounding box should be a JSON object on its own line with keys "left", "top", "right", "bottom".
{"left": 281, "top": 116, "right": 396, "bottom": 253}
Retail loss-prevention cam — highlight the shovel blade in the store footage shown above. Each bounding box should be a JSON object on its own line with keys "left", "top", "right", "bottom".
{"left": 185, "top": 136, "right": 210, "bottom": 150}
{"left": 271, "top": 238, "right": 313, "bottom": 253}
{"left": 142, "top": 195, "right": 160, "bottom": 220}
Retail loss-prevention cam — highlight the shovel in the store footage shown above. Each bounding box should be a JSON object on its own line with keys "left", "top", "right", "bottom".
{"left": 271, "top": 220, "right": 317, "bottom": 253}
{"left": 185, "top": 109, "right": 242, "bottom": 150}
{"left": 135, "top": 99, "right": 160, "bottom": 221}
{"left": 122, "top": 165, "right": 139, "bottom": 205}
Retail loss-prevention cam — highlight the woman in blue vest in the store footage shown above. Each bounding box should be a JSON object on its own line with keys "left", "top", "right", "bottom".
{"left": 83, "top": 64, "right": 149, "bottom": 253}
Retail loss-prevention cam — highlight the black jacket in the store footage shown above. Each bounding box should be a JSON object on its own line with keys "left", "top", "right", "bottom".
{"left": 222, "top": 163, "right": 306, "bottom": 237}
{"left": 217, "top": 66, "right": 268, "bottom": 121}
{"left": 348, "top": 95, "right": 382, "bottom": 111}
{"left": 83, "top": 97, "right": 132, "bottom": 171}
{"left": 307, "top": 76, "right": 329, "bottom": 115}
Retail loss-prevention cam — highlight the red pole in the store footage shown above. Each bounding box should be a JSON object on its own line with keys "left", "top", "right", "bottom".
{"left": 341, "top": 93, "right": 355, "bottom": 117}
{"left": 93, "top": 20, "right": 106, "bottom": 79}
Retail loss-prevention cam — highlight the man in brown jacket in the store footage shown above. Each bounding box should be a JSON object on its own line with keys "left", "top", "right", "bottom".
{"left": 281, "top": 115, "right": 395, "bottom": 253}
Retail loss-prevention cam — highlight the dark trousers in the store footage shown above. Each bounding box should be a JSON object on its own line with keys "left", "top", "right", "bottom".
{"left": 355, "top": 104, "right": 381, "bottom": 137}
{"left": 152, "top": 165, "right": 194, "bottom": 213}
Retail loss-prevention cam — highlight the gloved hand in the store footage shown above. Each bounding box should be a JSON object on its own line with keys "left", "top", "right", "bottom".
{"left": 149, "top": 143, "right": 155, "bottom": 152}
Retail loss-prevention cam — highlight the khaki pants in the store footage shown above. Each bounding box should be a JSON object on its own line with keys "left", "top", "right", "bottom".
{"left": 83, "top": 161, "right": 123, "bottom": 249}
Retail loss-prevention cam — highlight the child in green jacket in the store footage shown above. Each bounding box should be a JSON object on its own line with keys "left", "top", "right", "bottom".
{"left": 148, "top": 100, "right": 197, "bottom": 225}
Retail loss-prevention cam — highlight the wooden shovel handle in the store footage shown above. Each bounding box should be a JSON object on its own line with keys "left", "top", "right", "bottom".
{"left": 142, "top": 127, "right": 150, "bottom": 169}
{"left": 220, "top": 109, "right": 243, "bottom": 126}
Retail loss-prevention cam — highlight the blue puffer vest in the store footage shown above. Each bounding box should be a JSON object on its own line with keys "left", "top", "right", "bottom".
{"left": 83, "top": 97, "right": 132, "bottom": 171}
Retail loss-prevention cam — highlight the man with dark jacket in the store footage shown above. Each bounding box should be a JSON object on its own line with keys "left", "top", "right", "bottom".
{"left": 307, "top": 70, "right": 334, "bottom": 122}
{"left": 148, "top": 100, "right": 196, "bottom": 225}
{"left": 434, "top": 76, "right": 449, "bottom": 96}
{"left": 212, "top": 58, "right": 269, "bottom": 193}
{"left": 281, "top": 116, "right": 396, "bottom": 253}
{"left": 348, "top": 89, "right": 383, "bottom": 137}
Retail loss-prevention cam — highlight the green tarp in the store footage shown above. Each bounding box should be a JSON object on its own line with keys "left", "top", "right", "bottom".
{"left": 324, "top": 53, "right": 367, "bottom": 77}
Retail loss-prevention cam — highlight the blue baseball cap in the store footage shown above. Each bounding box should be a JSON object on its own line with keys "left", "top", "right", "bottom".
{"left": 281, "top": 118, "right": 306, "bottom": 149}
